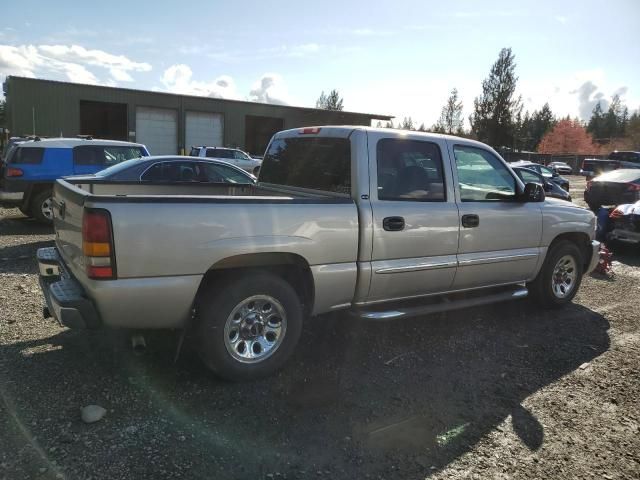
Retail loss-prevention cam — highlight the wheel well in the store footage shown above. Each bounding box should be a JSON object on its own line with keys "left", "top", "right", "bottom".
{"left": 549, "top": 232, "right": 592, "bottom": 270}
{"left": 198, "top": 253, "right": 314, "bottom": 314}
{"left": 23, "top": 183, "right": 53, "bottom": 209}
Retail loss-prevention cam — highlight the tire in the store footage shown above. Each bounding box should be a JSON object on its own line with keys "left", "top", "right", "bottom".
{"left": 195, "top": 271, "right": 303, "bottom": 381}
{"left": 31, "top": 189, "right": 54, "bottom": 224}
{"left": 253, "top": 166, "right": 261, "bottom": 176}
{"left": 528, "top": 241, "right": 583, "bottom": 308}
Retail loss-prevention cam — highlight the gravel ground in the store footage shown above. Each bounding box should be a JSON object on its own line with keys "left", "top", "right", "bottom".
{"left": 1, "top": 176, "right": 639, "bottom": 479}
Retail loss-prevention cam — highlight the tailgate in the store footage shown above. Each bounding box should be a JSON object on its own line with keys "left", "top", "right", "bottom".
{"left": 52, "top": 179, "right": 90, "bottom": 279}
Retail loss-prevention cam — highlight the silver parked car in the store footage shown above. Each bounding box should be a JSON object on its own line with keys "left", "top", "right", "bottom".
{"left": 190, "top": 146, "right": 262, "bottom": 175}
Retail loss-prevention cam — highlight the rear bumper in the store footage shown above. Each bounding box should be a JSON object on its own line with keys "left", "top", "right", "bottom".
{"left": 607, "top": 229, "right": 640, "bottom": 244}
{"left": 587, "top": 240, "right": 601, "bottom": 273}
{"left": 0, "top": 188, "right": 24, "bottom": 207}
{"left": 37, "top": 247, "right": 101, "bottom": 329}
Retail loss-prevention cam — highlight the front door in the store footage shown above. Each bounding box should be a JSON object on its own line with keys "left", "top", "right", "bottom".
{"left": 450, "top": 143, "right": 543, "bottom": 290}
{"left": 366, "top": 134, "right": 460, "bottom": 303}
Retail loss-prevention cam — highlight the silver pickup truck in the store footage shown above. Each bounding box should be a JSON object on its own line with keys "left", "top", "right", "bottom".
{"left": 38, "top": 126, "right": 600, "bottom": 380}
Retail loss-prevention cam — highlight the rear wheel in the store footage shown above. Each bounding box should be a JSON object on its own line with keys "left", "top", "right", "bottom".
{"left": 31, "top": 189, "right": 54, "bottom": 224}
{"left": 528, "top": 241, "right": 583, "bottom": 308}
{"left": 195, "top": 272, "right": 303, "bottom": 381}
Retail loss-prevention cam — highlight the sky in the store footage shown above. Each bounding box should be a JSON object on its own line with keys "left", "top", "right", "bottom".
{"left": 1, "top": 0, "right": 639, "bottom": 127}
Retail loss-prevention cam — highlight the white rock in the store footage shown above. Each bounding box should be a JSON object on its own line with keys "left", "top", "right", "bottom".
{"left": 81, "top": 405, "right": 107, "bottom": 424}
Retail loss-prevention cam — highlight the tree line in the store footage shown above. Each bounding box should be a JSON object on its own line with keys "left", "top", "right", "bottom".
{"left": 317, "top": 48, "right": 639, "bottom": 154}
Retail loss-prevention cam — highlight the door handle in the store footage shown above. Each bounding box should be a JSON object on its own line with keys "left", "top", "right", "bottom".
{"left": 383, "top": 216, "right": 405, "bottom": 231}
{"left": 461, "top": 214, "right": 479, "bottom": 228}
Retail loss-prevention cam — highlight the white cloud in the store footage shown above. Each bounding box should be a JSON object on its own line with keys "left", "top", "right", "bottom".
{"left": 161, "top": 64, "right": 241, "bottom": 99}
{"left": 249, "top": 74, "right": 291, "bottom": 105}
{"left": 0, "top": 43, "right": 151, "bottom": 86}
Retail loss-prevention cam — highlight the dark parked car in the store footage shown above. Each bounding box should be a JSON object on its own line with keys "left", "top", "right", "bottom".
{"left": 510, "top": 161, "right": 570, "bottom": 191}
{"left": 584, "top": 169, "right": 640, "bottom": 211}
{"left": 69, "top": 156, "right": 256, "bottom": 185}
{"left": 512, "top": 166, "right": 571, "bottom": 202}
{"left": 580, "top": 151, "right": 640, "bottom": 179}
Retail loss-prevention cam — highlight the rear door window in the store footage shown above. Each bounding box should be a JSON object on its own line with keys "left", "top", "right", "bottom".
{"left": 376, "top": 138, "right": 446, "bottom": 201}
{"left": 207, "top": 148, "right": 234, "bottom": 159}
{"left": 74, "top": 145, "right": 146, "bottom": 166}
{"left": 201, "top": 163, "right": 252, "bottom": 183}
{"left": 260, "top": 136, "right": 351, "bottom": 194}
{"left": 10, "top": 147, "right": 45, "bottom": 164}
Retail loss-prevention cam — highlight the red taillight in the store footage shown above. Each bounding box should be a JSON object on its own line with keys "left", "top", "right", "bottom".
{"left": 6, "top": 167, "right": 23, "bottom": 177}
{"left": 82, "top": 209, "right": 115, "bottom": 280}
{"left": 299, "top": 127, "right": 321, "bottom": 134}
{"left": 626, "top": 183, "right": 640, "bottom": 192}
{"left": 609, "top": 208, "right": 623, "bottom": 219}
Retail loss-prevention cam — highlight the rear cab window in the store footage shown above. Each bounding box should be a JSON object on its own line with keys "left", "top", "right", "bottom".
{"left": 74, "top": 145, "right": 147, "bottom": 167}
{"left": 259, "top": 136, "right": 351, "bottom": 195}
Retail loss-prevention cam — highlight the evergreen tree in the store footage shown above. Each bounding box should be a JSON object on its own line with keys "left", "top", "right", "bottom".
{"left": 469, "top": 47, "right": 523, "bottom": 148}
{"left": 400, "top": 117, "right": 415, "bottom": 130}
{"left": 435, "top": 88, "right": 464, "bottom": 134}
{"left": 316, "top": 89, "right": 344, "bottom": 111}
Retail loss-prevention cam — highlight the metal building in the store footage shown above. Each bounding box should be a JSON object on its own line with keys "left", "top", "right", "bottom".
{"left": 3, "top": 76, "right": 392, "bottom": 155}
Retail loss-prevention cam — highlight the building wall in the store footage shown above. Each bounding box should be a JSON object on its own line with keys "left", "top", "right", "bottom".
{"left": 5, "top": 77, "right": 379, "bottom": 154}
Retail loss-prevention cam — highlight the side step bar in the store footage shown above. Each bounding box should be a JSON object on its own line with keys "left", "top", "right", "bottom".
{"left": 353, "top": 286, "right": 528, "bottom": 320}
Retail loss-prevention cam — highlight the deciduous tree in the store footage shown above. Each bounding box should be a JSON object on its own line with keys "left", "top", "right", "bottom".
{"left": 537, "top": 119, "right": 598, "bottom": 154}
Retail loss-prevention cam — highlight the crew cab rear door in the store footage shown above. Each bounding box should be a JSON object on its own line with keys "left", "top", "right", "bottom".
{"left": 366, "top": 131, "right": 459, "bottom": 302}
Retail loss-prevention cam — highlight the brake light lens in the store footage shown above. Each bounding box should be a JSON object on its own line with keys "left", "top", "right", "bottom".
{"left": 299, "top": 127, "right": 321, "bottom": 134}
{"left": 609, "top": 207, "right": 623, "bottom": 219}
{"left": 626, "top": 183, "right": 640, "bottom": 192}
{"left": 6, "top": 167, "right": 23, "bottom": 177}
{"left": 82, "top": 209, "right": 115, "bottom": 280}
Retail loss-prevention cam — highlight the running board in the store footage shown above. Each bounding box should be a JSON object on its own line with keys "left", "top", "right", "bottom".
{"left": 353, "top": 286, "right": 529, "bottom": 320}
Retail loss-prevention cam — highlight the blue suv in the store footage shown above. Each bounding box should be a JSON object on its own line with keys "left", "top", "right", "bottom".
{"left": 0, "top": 138, "right": 149, "bottom": 223}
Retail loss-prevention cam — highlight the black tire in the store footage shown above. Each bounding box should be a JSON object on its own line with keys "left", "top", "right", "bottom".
{"left": 195, "top": 271, "right": 303, "bottom": 381}
{"left": 31, "top": 189, "right": 54, "bottom": 224}
{"left": 528, "top": 241, "right": 583, "bottom": 308}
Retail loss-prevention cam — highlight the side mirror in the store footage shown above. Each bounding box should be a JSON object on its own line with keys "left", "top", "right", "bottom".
{"left": 521, "top": 182, "right": 545, "bottom": 202}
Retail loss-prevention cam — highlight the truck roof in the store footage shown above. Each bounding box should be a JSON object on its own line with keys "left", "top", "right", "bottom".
{"left": 16, "top": 138, "right": 146, "bottom": 149}
{"left": 275, "top": 125, "right": 490, "bottom": 148}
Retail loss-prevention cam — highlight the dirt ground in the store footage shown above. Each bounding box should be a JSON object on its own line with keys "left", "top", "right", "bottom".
{"left": 1, "top": 176, "right": 639, "bottom": 480}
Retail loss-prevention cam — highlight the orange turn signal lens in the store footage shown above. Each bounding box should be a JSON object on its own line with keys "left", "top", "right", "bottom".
{"left": 83, "top": 242, "right": 111, "bottom": 257}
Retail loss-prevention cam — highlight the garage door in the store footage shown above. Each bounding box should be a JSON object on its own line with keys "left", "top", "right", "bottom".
{"left": 136, "top": 107, "right": 178, "bottom": 155}
{"left": 185, "top": 111, "right": 224, "bottom": 150}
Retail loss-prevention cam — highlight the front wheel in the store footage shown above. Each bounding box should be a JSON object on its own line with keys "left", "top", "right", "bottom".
{"left": 32, "top": 189, "right": 54, "bottom": 224}
{"left": 528, "top": 241, "right": 583, "bottom": 308}
{"left": 195, "top": 272, "right": 303, "bottom": 381}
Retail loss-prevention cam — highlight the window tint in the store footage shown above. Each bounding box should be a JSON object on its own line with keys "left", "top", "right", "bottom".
{"left": 454, "top": 145, "right": 516, "bottom": 201}
{"left": 207, "top": 148, "right": 234, "bottom": 159}
{"left": 141, "top": 162, "right": 203, "bottom": 182}
{"left": 10, "top": 147, "right": 44, "bottom": 164}
{"left": 516, "top": 168, "right": 543, "bottom": 184}
{"left": 260, "top": 137, "right": 351, "bottom": 194}
{"left": 376, "top": 139, "right": 446, "bottom": 201}
{"left": 202, "top": 163, "right": 252, "bottom": 183}
{"left": 74, "top": 146, "right": 145, "bottom": 166}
